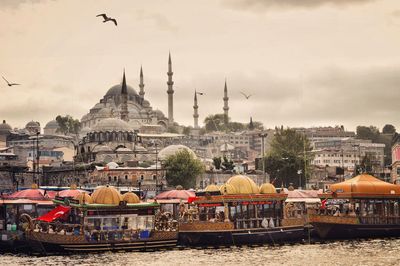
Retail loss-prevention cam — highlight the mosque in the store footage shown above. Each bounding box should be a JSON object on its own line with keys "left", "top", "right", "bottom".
{"left": 76, "top": 53, "right": 178, "bottom": 164}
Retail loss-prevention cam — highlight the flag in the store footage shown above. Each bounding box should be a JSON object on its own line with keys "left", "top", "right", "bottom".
{"left": 37, "top": 205, "right": 71, "bottom": 222}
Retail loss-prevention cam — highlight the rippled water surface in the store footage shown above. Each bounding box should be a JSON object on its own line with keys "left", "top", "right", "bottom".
{"left": 1, "top": 239, "right": 400, "bottom": 266}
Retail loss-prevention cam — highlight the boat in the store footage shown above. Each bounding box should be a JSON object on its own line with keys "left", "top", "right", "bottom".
{"left": 24, "top": 185, "right": 178, "bottom": 254}
{"left": 0, "top": 184, "right": 55, "bottom": 252}
{"left": 309, "top": 174, "right": 400, "bottom": 239}
{"left": 178, "top": 175, "right": 306, "bottom": 247}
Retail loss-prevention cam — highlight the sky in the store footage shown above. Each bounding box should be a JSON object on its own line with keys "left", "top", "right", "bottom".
{"left": 0, "top": 0, "right": 400, "bottom": 131}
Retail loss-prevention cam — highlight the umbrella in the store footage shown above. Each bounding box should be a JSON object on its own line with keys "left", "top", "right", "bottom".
{"left": 155, "top": 189, "right": 195, "bottom": 200}
{"left": 6, "top": 188, "right": 47, "bottom": 200}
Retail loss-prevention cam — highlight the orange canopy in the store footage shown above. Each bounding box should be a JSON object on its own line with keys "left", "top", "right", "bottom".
{"left": 325, "top": 174, "right": 400, "bottom": 198}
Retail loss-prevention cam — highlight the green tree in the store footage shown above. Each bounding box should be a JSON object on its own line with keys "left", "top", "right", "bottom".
{"left": 221, "top": 156, "right": 234, "bottom": 171}
{"left": 264, "top": 127, "right": 314, "bottom": 188}
{"left": 228, "top": 122, "right": 245, "bottom": 132}
{"left": 163, "top": 149, "right": 204, "bottom": 189}
{"left": 56, "top": 115, "right": 81, "bottom": 135}
{"left": 182, "top": 126, "right": 191, "bottom": 136}
{"left": 204, "top": 114, "right": 227, "bottom": 132}
{"left": 356, "top": 126, "right": 380, "bottom": 142}
{"left": 212, "top": 157, "right": 222, "bottom": 170}
{"left": 382, "top": 124, "right": 396, "bottom": 134}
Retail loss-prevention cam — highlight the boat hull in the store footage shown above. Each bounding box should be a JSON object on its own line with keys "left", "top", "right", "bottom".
{"left": 178, "top": 226, "right": 306, "bottom": 247}
{"left": 311, "top": 222, "right": 400, "bottom": 239}
{"left": 26, "top": 231, "right": 178, "bottom": 254}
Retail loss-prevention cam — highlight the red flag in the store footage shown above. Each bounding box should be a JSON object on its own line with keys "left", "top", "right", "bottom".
{"left": 37, "top": 205, "right": 71, "bottom": 222}
{"left": 321, "top": 199, "right": 327, "bottom": 209}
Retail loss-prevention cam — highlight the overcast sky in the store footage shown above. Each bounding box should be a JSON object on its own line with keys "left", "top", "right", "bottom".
{"left": 1, "top": 0, "right": 399, "bottom": 131}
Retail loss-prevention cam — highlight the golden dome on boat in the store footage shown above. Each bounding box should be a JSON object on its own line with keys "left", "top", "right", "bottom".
{"left": 219, "top": 183, "right": 237, "bottom": 195}
{"left": 259, "top": 183, "right": 277, "bottom": 194}
{"left": 329, "top": 174, "right": 400, "bottom": 196}
{"left": 122, "top": 192, "right": 140, "bottom": 203}
{"left": 225, "top": 175, "right": 260, "bottom": 194}
{"left": 91, "top": 186, "right": 122, "bottom": 205}
{"left": 74, "top": 192, "right": 93, "bottom": 204}
{"left": 204, "top": 184, "right": 220, "bottom": 192}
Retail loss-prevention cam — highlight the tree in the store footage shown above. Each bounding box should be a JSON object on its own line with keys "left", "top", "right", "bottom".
{"left": 182, "top": 126, "right": 191, "bottom": 136}
{"left": 221, "top": 156, "right": 235, "bottom": 171}
{"left": 264, "top": 127, "right": 314, "bottom": 188}
{"left": 382, "top": 124, "right": 396, "bottom": 134}
{"left": 163, "top": 149, "right": 204, "bottom": 189}
{"left": 204, "top": 114, "right": 227, "bottom": 132}
{"left": 356, "top": 126, "right": 380, "bottom": 142}
{"left": 212, "top": 157, "right": 222, "bottom": 170}
{"left": 56, "top": 115, "right": 81, "bottom": 135}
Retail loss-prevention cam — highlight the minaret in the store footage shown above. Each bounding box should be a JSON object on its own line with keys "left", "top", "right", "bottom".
{"left": 223, "top": 79, "right": 229, "bottom": 124}
{"left": 249, "top": 117, "right": 254, "bottom": 130}
{"left": 139, "top": 65, "right": 145, "bottom": 103}
{"left": 193, "top": 90, "right": 199, "bottom": 129}
{"left": 120, "top": 70, "right": 129, "bottom": 122}
{"left": 167, "top": 52, "right": 174, "bottom": 125}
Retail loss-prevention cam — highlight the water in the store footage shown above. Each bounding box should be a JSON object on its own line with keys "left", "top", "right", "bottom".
{"left": 1, "top": 239, "right": 400, "bottom": 266}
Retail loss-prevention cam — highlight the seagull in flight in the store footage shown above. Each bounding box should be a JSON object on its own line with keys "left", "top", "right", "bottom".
{"left": 96, "top": 13, "right": 117, "bottom": 26}
{"left": 2, "top": 76, "right": 20, "bottom": 86}
{"left": 240, "top": 91, "right": 252, "bottom": 99}
{"left": 196, "top": 92, "right": 205, "bottom": 95}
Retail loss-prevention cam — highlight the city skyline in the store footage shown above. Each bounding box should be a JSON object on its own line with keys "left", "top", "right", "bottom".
{"left": 1, "top": 0, "right": 400, "bottom": 131}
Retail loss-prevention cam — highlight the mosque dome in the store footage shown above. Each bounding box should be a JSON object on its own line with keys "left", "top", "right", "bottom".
{"left": 259, "top": 183, "right": 277, "bottom": 194}
{"left": 106, "top": 84, "right": 138, "bottom": 97}
{"left": 97, "top": 108, "right": 112, "bottom": 117}
{"left": 91, "top": 118, "right": 133, "bottom": 132}
{"left": 122, "top": 192, "right": 140, "bottom": 203}
{"left": 91, "top": 186, "right": 122, "bottom": 205}
{"left": 158, "top": 145, "right": 197, "bottom": 160}
{"left": 225, "top": 175, "right": 260, "bottom": 194}
{"left": 219, "top": 183, "right": 237, "bottom": 195}
{"left": 106, "top": 161, "right": 119, "bottom": 169}
{"left": 92, "top": 145, "right": 113, "bottom": 153}
{"left": 74, "top": 192, "right": 93, "bottom": 205}
{"left": 79, "top": 126, "right": 91, "bottom": 137}
{"left": 205, "top": 184, "right": 220, "bottom": 192}
{"left": 116, "top": 147, "right": 132, "bottom": 152}
{"left": 0, "top": 120, "right": 12, "bottom": 134}
{"left": 44, "top": 120, "right": 59, "bottom": 129}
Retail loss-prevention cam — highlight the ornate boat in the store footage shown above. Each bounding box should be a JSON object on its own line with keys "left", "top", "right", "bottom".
{"left": 24, "top": 186, "right": 178, "bottom": 254}
{"left": 309, "top": 174, "right": 400, "bottom": 239}
{"left": 178, "top": 175, "right": 306, "bottom": 247}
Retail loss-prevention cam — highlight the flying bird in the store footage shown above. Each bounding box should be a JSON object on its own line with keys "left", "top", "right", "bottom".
{"left": 196, "top": 92, "right": 205, "bottom": 95}
{"left": 96, "top": 13, "right": 117, "bottom": 26}
{"left": 240, "top": 91, "right": 252, "bottom": 99}
{"left": 2, "top": 76, "right": 20, "bottom": 86}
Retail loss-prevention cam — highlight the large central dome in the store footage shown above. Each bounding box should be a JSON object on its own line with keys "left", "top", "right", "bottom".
{"left": 106, "top": 84, "right": 138, "bottom": 97}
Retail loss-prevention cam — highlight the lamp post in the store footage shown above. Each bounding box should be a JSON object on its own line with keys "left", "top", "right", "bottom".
{"left": 259, "top": 132, "right": 268, "bottom": 183}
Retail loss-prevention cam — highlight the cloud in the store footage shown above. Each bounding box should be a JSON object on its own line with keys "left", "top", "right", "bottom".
{"left": 224, "top": 0, "right": 375, "bottom": 11}
{"left": 0, "top": 0, "right": 54, "bottom": 10}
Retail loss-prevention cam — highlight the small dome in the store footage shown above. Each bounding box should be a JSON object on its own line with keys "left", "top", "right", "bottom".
{"left": 92, "top": 145, "right": 113, "bottom": 153}
{"left": 225, "top": 175, "right": 260, "bottom": 194}
{"left": 158, "top": 145, "right": 197, "bottom": 161}
{"left": 26, "top": 120, "right": 40, "bottom": 128}
{"left": 122, "top": 192, "right": 140, "bottom": 203}
{"left": 219, "top": 183, "right": 237, "bottom": 195}
{"left": 259, "top": 183, "right": 277, "bottom": 194}
{"left": 25, "top": 120, "right": 40, "bottom": 133}
{"left": 106, "top": 84, "right": 138, "bottom": 97}
{"left": 74, "top": 192, "right": 93, "bottom": 204}
{"left": 106, "top": 161, "right": 119, "bottom": 169}
{"left": 205, "top": 184, "right": 220, "bottom": 192}
{"left": 79, "top": 126, "right": 91, "bottom": 137}
{"left": 44, "top": 120, "right": 59, "bottom": 129}
{"left": 91, "top": 186, "right": 122, "bottom": 205}
{"left": 0, "top": 120, "right": 12, "bottom": 134}
{"left": 91, "top": 118, "right": 133, "bottom": 132}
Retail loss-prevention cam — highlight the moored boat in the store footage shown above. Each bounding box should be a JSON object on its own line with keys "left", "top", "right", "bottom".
{"left": 309, "top": 174, "right": 400, "bottom": 239}
{"left": 25, "top": 186, "right": 178, "bottom": 254}
{"left": 178, "top": 175, "right": 306, "bottom": 247}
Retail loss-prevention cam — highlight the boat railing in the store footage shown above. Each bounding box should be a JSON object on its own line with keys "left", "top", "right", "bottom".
{"left": 235, "top": 217, "right": 281, "bottom": 229}
{"left": 359, "top": 216, "right": 400, "bottom": 225}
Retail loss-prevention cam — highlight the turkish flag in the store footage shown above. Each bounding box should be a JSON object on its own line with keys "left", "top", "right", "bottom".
{"left": 37, "top": 205, "right": 71, "bottom": 222}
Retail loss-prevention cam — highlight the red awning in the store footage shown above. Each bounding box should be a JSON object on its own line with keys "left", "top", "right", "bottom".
{"left": 37, "top": 205, "right": 71, "bottom": 222}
